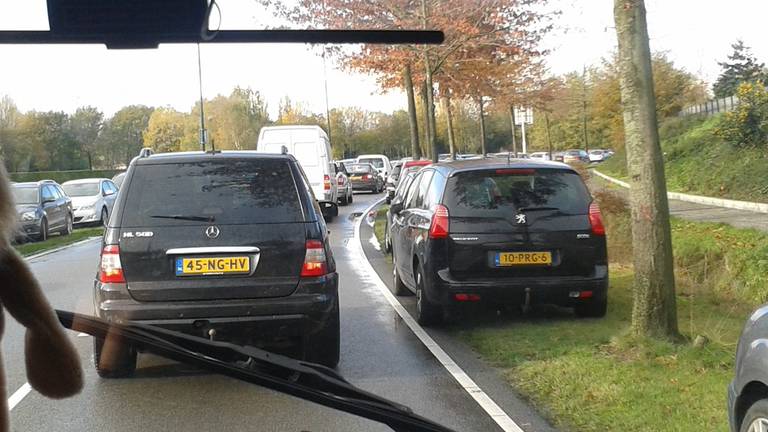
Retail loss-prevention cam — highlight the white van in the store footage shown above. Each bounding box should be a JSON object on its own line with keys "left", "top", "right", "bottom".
{"left": 257, "top": 125, "right": 338, "bottom": 211}
{"left": 356, "top": 154, "right": 392, "bottom": 178}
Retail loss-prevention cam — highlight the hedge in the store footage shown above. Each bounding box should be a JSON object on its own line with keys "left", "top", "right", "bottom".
{"left": 10, "top": 169, "right": 123, "bottom": 184}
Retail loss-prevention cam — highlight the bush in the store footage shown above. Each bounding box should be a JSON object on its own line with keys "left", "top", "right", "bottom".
{"left": 715, "top": 81, "right": 768, "bottom": 148}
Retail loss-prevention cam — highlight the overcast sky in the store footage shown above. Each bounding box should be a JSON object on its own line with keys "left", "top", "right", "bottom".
{"left": 0, "top": 0, "right": 766, "bottom": 118}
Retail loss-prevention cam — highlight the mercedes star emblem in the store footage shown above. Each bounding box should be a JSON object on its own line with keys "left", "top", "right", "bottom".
{"left": 205, "top": 225, "right": 220, "bottom": 239}
{"left": 515, "top": 214, "right": 527, "bottom": 224}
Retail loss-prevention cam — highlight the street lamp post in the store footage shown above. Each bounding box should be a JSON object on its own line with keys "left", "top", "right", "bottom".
{"left": 197, "top": 43, "right": 207, "bottom": 152}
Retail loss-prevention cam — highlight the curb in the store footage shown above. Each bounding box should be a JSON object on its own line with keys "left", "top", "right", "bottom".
{"left": 23, "top": 236, "right": 101, "bottom": 261}
{"left": 592, "top": 170, "right": 768, "bottom": 214}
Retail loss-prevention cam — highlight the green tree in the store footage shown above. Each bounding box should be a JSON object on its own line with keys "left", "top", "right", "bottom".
{"left": 17, "top": 111, "right": 80, "bottom": 171}
{"left": 713, "top": 40, "right": 768, "bottom": 98}
{"left": 0, "top": 96, "right": 21, "bottom": 171}
{"left": 70, "top": 106, "right": 104, "bottom": 170}
{"left": 96, "top": 105, "right": 153, "bottom": 168}
{"left": 200, "top": 87, "right": 270, "bottom": 150}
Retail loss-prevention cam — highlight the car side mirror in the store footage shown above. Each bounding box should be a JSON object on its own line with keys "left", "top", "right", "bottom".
{"left": 42, "top": 198, "right": 55, "bottom": 204}
{"left": 318, "top": 200, "right": 338, "bottom": 220}
{"left": 390, "top": 200, "right": 404, "bottom": 215}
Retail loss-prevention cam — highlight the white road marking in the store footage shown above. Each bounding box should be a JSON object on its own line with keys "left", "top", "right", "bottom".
{"left": 354, "top": 198, "right": 525, "bottom": 432}
{"left": 8, "top": 383, "right": 31, "bottom": 411}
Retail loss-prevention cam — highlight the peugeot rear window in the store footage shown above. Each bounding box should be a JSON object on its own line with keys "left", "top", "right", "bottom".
{"left": 443, "top": 169, "right": 591, "bottom": 217}
{"left": 120, "top": 159, "right": 303, "bottom": 227}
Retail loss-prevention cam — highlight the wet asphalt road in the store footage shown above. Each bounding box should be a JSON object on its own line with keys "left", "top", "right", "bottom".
{"left": 6, "top": 191, "right": 553, "bottom": 432}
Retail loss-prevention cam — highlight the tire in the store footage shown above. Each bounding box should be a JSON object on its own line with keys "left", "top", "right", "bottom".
{"left": 306, "top": 302, "right": 340, "bottom": 368}
{"left": 59, "top": 213, "right": 73, "bottom": 236}
{"left": 101, "top": 207, "right": 109, "bottom": 227}
{"left": 93, "top": 337, "right": 137, "bottom": 378}
{"left": 575, "top": 294, "right": 608, "bottom": 318}
{"left": 740, "top": 398, "right": 768, "bottom": 432}
{"left": 37, "top": 218, "right": 48, "bottom": 242}
{"left": 340, "top": 190, "right": 349, "bottom": 206}
{"left": 348, "top": 191, "right": 353, "bottom": 203}
{"left": 415, "top": 263, "right": 443, "bottom": 326}
{"left": 391, "top": 252, "right": 411, "bottom": 296}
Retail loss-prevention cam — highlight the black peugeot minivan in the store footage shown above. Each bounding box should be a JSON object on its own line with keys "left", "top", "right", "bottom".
{"left": 389, "top": 159, "right": 608, "bottom": 325}
{"left": 94, "top": 150, "right": 340, "bottom": 376}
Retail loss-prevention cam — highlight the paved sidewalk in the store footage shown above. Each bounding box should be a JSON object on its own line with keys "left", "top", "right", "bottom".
{"left": 591, "top": 177, "right": 768, "bottom": 233}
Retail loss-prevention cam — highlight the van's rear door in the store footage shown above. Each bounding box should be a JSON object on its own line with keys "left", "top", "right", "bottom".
{"left": 118, "top": 158, "right": 308, "bottom": 302}
{"left": 443, "top": 168, "right": 602, "bottom": 279}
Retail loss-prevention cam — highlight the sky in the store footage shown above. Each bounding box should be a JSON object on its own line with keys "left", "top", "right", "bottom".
{"left": 0, "top": 0, "right": 767, "bottom": 118}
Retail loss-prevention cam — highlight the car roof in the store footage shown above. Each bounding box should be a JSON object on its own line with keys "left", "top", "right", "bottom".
{"left": 62, "top": 178, "right": 108, "bottom": 184}
{"left": 430, "top": 158, "right": 575, "bottom": 176}
{"left": 357, "top": 154, "right": 387, "bottom": 159}
{"left": 133, "top": 150, "right": 296, "bottom": 166}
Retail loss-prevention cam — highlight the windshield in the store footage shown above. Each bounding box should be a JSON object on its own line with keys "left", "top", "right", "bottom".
{"left": 2, "top": 2, "right": 761, "bottom": 432}
{"left": 62, "top": 182, "right": 100, "bottom": 197}
{"left": 12, "top": 186, "right": 38, "bottom": 204}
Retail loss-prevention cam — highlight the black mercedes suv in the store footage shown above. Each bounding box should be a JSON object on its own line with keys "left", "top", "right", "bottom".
{"left": 93, "top": 150, "right": 340, "bottom": 376}
{"left": 389, "top": 159, "right": 608, "bottom": 325}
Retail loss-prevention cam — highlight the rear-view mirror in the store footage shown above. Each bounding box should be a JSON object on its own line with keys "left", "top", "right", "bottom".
{"left": 319, "top": 200, "right": 339, "bottom": 220}
{"left": 390, "top": 200, "right": 403, "bottom": 215}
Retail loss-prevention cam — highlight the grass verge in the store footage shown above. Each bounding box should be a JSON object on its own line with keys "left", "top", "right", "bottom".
{"left": 373, "top": 205, "right": 391, "bottom": 262}
{"left": 15, "top": 227, "right": 104, "bottom": 257}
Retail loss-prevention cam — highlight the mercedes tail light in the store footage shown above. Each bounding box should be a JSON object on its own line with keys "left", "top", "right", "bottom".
{"left": 98, "top": 245, "right": 125, "bottom": 283}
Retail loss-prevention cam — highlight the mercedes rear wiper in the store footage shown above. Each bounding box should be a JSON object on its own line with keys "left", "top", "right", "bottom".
{"left": 56, "top": 310, "right": 455, "bottom": 432}
{"left": 150, "top": 214, "right": 215, "bottom": 222}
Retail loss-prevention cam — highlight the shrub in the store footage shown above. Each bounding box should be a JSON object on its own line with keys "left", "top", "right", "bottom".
{"left": 715, "top": 81, "right": 768, "bottom": 148}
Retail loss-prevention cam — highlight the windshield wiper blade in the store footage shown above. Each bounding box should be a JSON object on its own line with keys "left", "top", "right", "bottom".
{"left": 150, "top": 214, "right": 215, "bottom": 222}
{"left": 56, "top": 310, "right": 455, "bottom": 432}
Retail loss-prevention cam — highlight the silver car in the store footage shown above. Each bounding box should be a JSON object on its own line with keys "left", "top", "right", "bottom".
{"left": 62, "top": 178, "right": 119, "bottom": 226}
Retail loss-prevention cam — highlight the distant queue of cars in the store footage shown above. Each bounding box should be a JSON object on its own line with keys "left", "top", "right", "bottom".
{"left": 10, "top": 176, "right": 121, "bottom": 242}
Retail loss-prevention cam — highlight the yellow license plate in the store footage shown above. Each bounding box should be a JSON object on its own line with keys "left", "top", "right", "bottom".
{"left": 350, "top": 176, "right": 362, "bottom": 180}
{"left": 495, "top": 252, "right": 552, "bottom": 266}
{"left": 175, "top": 256, "right": 250, "bottom": 276}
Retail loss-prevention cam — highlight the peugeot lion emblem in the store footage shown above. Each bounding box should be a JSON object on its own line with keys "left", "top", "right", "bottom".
{"left": 515, "top": 214, "right": 527, "bottom": 224}
{"left": 205, "top": 225, "right": 220, "bottom": 239}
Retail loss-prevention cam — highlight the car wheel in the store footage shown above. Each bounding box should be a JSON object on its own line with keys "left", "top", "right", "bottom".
{"left": 340, "top": 190, "right": 349, "bottom": 206}
{"left": 415, "top": 263, "right": 442, "bottom": 326}
{"left": 307, "top": 301, "right": 340, "bottom": 368}
{"left": 37, "top": 218, "right": 48, "bottom": 242}
{"left": 740, "top": 399, "right": 768, "bottom": 432}
{"left": 101, "top": 207, "right": 109, "bottom": 227}
{"left": 93, "top": 336, "right": 137, "bottom": 378}
{"left": 348, "top": 190, "right": 353, "bottom": 203}
{"left": 391, "top": 252, "right": 411, "bottom": 296}
{"left": 575, "top": 294, "right": 608, "bottom": 318}
{"left": 60, "top": 213, "right": 73, "bottom": 236}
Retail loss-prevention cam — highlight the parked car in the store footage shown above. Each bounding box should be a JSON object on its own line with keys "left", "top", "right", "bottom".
{"left": 357, "top": 154, "right": 392, "bottom": 179}
{"left": 11, "top": 180, "right": 73, "bottom": 241}
{"left": 112, "top": 172, "right": 127, "bottom": 188}
{"left": 333, "top": 161, "right": 353, "bottom": 206}
{"left": 553, "top": 151, "right": 565, "bottom": 162}
{"left": 728, "top": 306, "right": 768, "bottom": 432}
{"left": 347, "top": 163, "right": 384, "bottom": 193}
{"left": 384, "top": 171, "right": 418, "bottom": 253}
{"left": 589, "top": 149, "right": 610, "bottom": 163}
{"left": 92, "top": 150, "right": 340, "bottom": 377}
{"left": 62, "top": 178, "right": 119, "bottom": 227}
{"left": 257, "top": 125, "right": 338, "bottom": 221}
{"left": 389, "top": 159, "right": 608, "bottom": 325}
{"left": 563, "top": 149, "right": 589, "bottom": 164}
{"left": 530, "top": 152, "right": 551, "bottom": 161}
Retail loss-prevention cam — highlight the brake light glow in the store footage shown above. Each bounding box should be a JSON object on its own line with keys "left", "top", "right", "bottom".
{"left": 363, "top": 174, "right": 372, "bottom": 180}
{"left": 301, "top": 240, "right": 328, "bottom": 277}
{"left": 99, "top": 245, "right": 125, "bottom": 283}
{"left": 429, "top": 205, "right": 450, "bottom": 239}
{"left": 454, "top": 293, "right": 481, "bottom": 302}
{"left": 323, "top": 174, "right": 331, "bottom": 190}
{"left": 337, "top": 176, "right": 345, "bottom": 186}
{"left": 589, "top": 202, "right": 606, "bottom": 236}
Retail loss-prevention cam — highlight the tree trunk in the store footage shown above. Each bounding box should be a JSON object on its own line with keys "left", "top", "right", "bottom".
{"left": 545, "top": 113, "right": 553, "bottom": 160}
{"left": 509, "top": 105, "right": 517, "bottom": 155}
{"left": 478, "top": 97, "right": 487, "bottom": 155}
{"left": 403, "top": 64, "right": 421, "bottom": 160}
{"left": 614, "top": 0, "right": 679, "bottom": 340}
{"left": 86, "top": 151, "right": 93, "bottom": 171}
{"left": 442, "top": 94, "right": 456, "bottom": 159}
{"left": 420, "top": 0, "right": 438, "bottom": 162}
{"left": 421, "top": 81, "right": 432, "bottom": 159}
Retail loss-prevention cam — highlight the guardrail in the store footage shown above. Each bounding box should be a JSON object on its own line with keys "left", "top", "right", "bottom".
{"left": 592, "top": 170, "right": 768, "bottom": 214}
